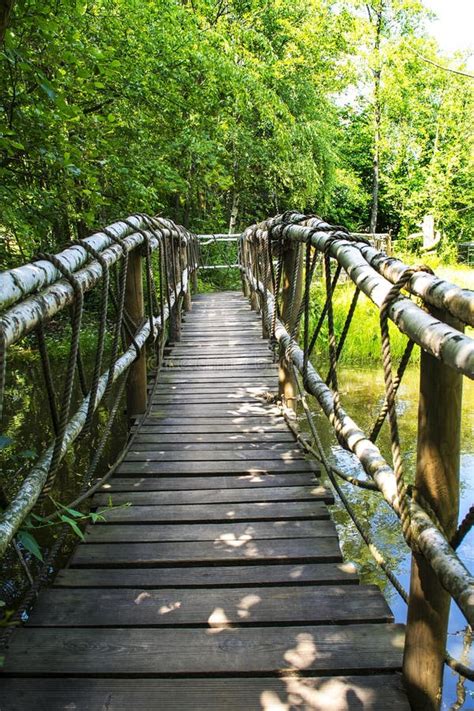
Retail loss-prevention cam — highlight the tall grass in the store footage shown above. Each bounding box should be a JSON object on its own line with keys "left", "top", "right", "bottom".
{"left": 307, "top": 259, "right": 472, "bottom": 366}
{"left": 307, "top": 278, "right": 411, "bottom": 366}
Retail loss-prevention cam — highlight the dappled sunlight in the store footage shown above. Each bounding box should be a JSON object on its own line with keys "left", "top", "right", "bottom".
{"left": 208, "top": 607, "right": 232, "bottom": 631}
{"left": 283, "top": 633, "right": 319, "bottom": 670}
{"left": 237, "top": 593, "right": 261, "bottom": 619}
{"left": 276, "top": 676, "right": 376, "bottom": 710}
{"left": 158, "top": 601, "right": 182, "bottom": 615}
{"left": 260, "top": 690, "right": 290, "bottom": 711}
{"left": 213, "top": 535, "right": 260, "bottom": 558}
{"left": 217, "top": 532, "right": 253, "bottom": 547}
{"left": 134, "top": 592, "right": 151, "bottom": 605}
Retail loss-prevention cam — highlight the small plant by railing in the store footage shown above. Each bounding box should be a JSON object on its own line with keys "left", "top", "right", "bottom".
{"left": 240, "top": 211, "right": 474, "bottom": 711}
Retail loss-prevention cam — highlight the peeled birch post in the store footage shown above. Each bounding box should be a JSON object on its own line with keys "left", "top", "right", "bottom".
{"left": 403, "top": 311, "right": 464, "bottom": 711}
{"left": 279, "top": 239, "right": 303, "bottom": 411}
{"left": 168, "top": 238, "right": 181, "bottom": 343}
{"left": 182, "top": 242, "right": 192, "bottom": 312}
{"left": 124, "top": 247, "right": 147, "bottom": 420}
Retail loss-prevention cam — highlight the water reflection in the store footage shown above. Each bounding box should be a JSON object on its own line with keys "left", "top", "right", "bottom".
{"left": 299, "top": 366, "right": 473, "bottom": 710}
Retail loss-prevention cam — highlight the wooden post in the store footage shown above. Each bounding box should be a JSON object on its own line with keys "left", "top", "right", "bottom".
{"left": 278, "top": 241, "right": 303, "bottom": 411}
{"left": 403, "top": 311, "right": 463, "bottom": 711}
{"left": 168, "top": 238, "right": 181, "bottom": 343}
{"left": 124, "top": 248, "right": 147, "bottom": 421}
{"left": 182, "top": 243, "right": 192, "bottom": 312}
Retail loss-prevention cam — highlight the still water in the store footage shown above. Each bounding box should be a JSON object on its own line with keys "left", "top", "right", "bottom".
{"left": 300, "top": 366, "right": 473, "bottom": 710}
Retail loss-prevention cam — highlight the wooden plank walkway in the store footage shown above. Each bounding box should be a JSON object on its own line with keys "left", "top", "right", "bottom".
{"left": 1, "top": 291, "right": 409, "bottom": 710}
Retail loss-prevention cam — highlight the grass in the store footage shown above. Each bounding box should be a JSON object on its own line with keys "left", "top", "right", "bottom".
{"left": 307, "top": 254, "right": 473, "bottom": 366}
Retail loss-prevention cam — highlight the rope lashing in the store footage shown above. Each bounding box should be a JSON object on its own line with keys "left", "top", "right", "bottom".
{"left": 287, "top": 365, "right": 473, "bottom": 681}
{"left": 35, "top": 252, "right": 83, "bottom": 498}
{"left": 451, "top": 505, "right": 474, "bottom": 550}
{"left": 36, "top": 323, "right": 59, "bottom": 435}
{"left": 71, "top": 239, "right": 110, "bottom": 433}
{"left": 379, "top": 265, "right": 434, "bottom": 549}
{"left": 100, "top": 226, "right": 133, "bottom": 401}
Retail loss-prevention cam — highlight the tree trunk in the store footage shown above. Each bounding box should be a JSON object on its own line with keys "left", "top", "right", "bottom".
{"left": 369, "top": 4, "right": 383, "bottom": 233}
{"left": 229, "top": 192, "right": 240, "bottom": 234}
{"left": 0, "top": 0, "right": 14, "bottom": 43}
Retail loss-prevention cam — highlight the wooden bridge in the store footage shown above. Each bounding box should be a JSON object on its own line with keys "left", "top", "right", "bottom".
{"left": 2, "top": 290, "right": 408, "bottom": 709}
{"left": 0, "top": 213, "right": 472, "bottom": 710}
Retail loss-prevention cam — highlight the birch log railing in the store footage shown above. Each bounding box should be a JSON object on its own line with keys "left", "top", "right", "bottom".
{"left": 0, "top": 215, "right": 199, "bottom": 565}
{"left": 239, "top": 211, "right": 474, "bottom": 711}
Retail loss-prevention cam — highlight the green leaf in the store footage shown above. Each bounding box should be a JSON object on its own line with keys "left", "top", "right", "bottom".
{"left": 56, "top": 502, "right": 83, "bottom": 518}
{"left": 90, "top": 511, "right": 105, "bottom": 523}
{"left": 60, "top": 515, "right": 85, "bottom": 540}
{"left": 17, "top": 531, "right": 43, "bottom": 561}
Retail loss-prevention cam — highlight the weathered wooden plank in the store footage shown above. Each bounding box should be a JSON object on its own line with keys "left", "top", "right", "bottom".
{"left": 84, "top": 519, "right": 337, "bottom": 542}
{"left": 132, "top": 433, "right": 295, "bottom": 443}
{"left": 117, "top": 459, "right": 317, "bottom": 475}
{"left": 151, "top": 384, "right": 277, "bottom": 392}
{"left": 0, "top": 675, "right": 412, "bottom": 711}
{"left": 54, "top": 562, "right": 359, "bottom": 589}
{"left": 71, "top": 537, "right": 341, "bottom": 566}
{"left": 3, "top": 624, "right": 405, "bottom": 674}
{"left": 134, "top": 424, "right": 289, "bottom": 434}
{"left": 164, "top": 358, "right": 273, "bottom": 367}
{"left": 125, "top": 448, "right": 305, "bottom": 461}
{"left": 150, "top": 398, "right": 273, "bottom": 406}
{"left": 164, "top": 365, "right": 273, "bottom": 371}
{"left": 98, "top": 473, "right": 320, "bottom": 492}
{"left": 93, "top": 501, "right": 329, "bottom": 523}
{"left": 93, "top": 485, "right": 330, "bottom": 507}
{"left": 28, "top": 585, "right": 392, "bottom": 627}
{"left": 130, "top": 440, "right": 295, "bottom": 450}
{"left": 142, "top": 415, "right": 284, "bottom": 424}
{"left": 168, "top": 346, "right": 270, "bottom": 353}
{"left": 158, "top": 371, "right": 277, "bottom": 381}
{"left": 149, "top": 405, "right": 281, "bottom": 417}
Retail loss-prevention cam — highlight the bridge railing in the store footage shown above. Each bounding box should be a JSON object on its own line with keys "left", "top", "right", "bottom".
{"left": 0, "top": 215, "right": 199, "bottom": 565}
{"left": 240, "top": 211, "right": 474, "bottom": 710}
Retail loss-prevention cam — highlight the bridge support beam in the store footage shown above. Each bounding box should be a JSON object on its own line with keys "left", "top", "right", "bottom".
{"left": 124, "top": 248, "right": 148, "bottom": 422}
{"left": 403, "top": 312, "right": 463, "bottom": 711}
{"left": 278, "top": 241, "right": 303, "bottom": 411}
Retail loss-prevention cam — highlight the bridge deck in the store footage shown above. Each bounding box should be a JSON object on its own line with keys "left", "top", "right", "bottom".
{"left": 2, "top": 292, "right": 409, "bottom": 710}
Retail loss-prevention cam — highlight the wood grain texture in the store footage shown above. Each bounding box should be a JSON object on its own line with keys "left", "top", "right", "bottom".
{"left": 3, "top": 624, "right": 405, "bottom": 675}
{"left": 117, "top": 460, "right": 318, "bottom": 475}
{"left": 96, "top": 473, "right": 321, "bottom": 492}
{"left": 0, "top": 675, "right": 411, "bottom": 711}
{"left": 70, "top": 537, "right": 342, "bottom": 566}
{"left": 92, "top": 484, "right": 331, "bottom": 505}
{"left": 28, "top": 585, "right": 392, "bottom": 627}
{"left": 93, "top": 501, "right": 330, "bottom": 523}
{"left": 84, "top": 519, "right": 337, "bottom": 542}
{"left": 54, "top": 562, "right": 359, "bottom": 588}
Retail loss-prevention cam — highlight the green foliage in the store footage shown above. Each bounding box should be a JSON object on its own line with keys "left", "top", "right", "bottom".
{"left": 0, "top": 0, "right": 472, "bottom": 262}
{"left": 14, "top": 498, "right": 131, "bottom": 563}
{"left": 0, "top": 0, "right": 354, "bottom": 266}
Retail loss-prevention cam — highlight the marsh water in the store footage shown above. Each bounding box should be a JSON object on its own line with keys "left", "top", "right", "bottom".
{"left": 300, "top": 366, "right": 473, "bottom": 710}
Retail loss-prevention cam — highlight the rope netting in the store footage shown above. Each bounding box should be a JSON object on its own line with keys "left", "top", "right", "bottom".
{"left": 0, "top": 214, "right": 199, "bottom": 634}
{"left": 240, "top": 210, "right": 474, "bottom": 680}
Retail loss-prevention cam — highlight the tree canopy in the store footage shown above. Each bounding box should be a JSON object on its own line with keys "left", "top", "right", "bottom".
{"left": 0, "top": 0, "right": 472, "bottom": 266}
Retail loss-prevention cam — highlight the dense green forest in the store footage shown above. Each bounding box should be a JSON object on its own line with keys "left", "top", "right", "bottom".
{"left": 0, "top": 0, "right": 473, "bottom": 266}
